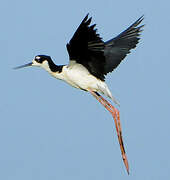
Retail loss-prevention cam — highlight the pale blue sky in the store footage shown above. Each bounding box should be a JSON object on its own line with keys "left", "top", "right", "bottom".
{"left": 1, "top": 0, "right": 170, "bottom": 179}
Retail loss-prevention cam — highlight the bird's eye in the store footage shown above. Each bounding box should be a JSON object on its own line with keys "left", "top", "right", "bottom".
{"left": 35, "top": 56, "right": 41, "bottom": 62}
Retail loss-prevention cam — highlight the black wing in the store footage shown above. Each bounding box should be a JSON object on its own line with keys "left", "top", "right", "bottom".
{"left": 104, "top": 16, "right": 144, "bottom": 74}
{"left": 67, "top": 14, "right": 106, "bottom": 80}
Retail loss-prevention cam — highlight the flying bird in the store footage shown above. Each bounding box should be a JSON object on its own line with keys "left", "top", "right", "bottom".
{"left": 15, "top": 14, "right": 144, "bottom": 174}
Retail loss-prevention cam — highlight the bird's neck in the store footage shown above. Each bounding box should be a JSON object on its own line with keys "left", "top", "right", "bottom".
{"left": 41, "top": 60, "right": 63, "bottom": 76}
{"left": 47, "top": 60, "right": 63, "bottom": 73}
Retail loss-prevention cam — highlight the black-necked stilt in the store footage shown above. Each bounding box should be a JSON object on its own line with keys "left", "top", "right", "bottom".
{"left": 15, "top": 14, "right": 144, "bottom": 174}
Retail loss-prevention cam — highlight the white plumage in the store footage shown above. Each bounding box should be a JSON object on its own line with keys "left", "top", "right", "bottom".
{"left": 14, "top": 14, "right": 144, "bottom": 174}
{"left": 34, "top": 59, "right": 119, "bottom": 105}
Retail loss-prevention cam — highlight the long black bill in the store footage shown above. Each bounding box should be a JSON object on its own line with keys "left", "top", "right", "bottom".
{"left": 13, "top": 62, "right": 33, "bottom": 70}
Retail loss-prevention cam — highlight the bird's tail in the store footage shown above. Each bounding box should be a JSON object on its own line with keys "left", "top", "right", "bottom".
{"left": 98, "top": 82, "right": 120, "bottom": 106}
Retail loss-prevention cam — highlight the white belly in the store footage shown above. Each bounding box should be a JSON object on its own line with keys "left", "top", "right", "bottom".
{"left": 40, "top": 61, "right": 119, "bottom": 104}
{"left": 49, "top": 62, "right": 117, "bottom": 103}
{"left": 59, "top": 64, "right": 100, "bottom": 91}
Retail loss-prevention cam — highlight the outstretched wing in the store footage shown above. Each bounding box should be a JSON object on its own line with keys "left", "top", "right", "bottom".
{"left": 66, "top": 14, "right": 106, "bottom": 80}
{"left": 104, "top": 16, "right": 144, "bottom": 74}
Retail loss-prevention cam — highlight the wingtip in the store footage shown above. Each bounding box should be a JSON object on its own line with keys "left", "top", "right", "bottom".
{"left": 84, "top": 13, "right": 90, "bottom": 21}
{"left": 139, "top": 14, "right": 144, "bottom": 20}
{"left": 136, "top": 15, "right": 144, "bottom": 25}
{"left": 81, "top": 13, "right": 92, "bottom": 26}
{"left": 127, "top": 15, "right": 145, "bottom": 33}
{"left": 136, "top": 15, "right": 145, "bottom": 32}
{"left": 86, "top": 13, "right": 89, "bottom": 17}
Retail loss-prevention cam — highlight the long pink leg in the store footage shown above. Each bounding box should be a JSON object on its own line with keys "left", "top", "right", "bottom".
{"left": 89, "top": 90, "right": 129, "bottom": 174}
{"left": 96, "top": 94, "right": 126, "bottom": 158}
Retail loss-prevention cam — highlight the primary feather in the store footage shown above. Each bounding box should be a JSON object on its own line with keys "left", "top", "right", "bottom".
{"left": 104, "top": 16, "right": 144, "bottom": 73}
{"left": 67, "top": 14, "right": 106, "bottom": 80}
{"left": 67, "top": 14, "right": 144, "bottom": 81}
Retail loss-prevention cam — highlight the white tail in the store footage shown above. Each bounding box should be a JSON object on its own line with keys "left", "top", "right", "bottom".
{"left": 98, "top": 82, "right": 120, "bottom": 106}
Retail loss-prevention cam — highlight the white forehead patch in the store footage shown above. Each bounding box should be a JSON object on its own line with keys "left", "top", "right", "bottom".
{"left": 35, "top": 56, "right": 41, "bottom": 60}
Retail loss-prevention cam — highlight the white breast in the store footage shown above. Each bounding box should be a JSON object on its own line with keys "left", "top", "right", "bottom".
{"left": 49, "top": 61, "right": 118, "bottom": 104}
{"left": 60, "top": 63, "right": 100, "bottom": 91}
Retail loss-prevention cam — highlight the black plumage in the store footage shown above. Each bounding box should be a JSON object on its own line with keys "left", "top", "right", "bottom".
{"left": 67, "top": 14, "right": 144, "bottom": 81}
{"left": 35, "top": 55, "right": 63, "bottom": 73}
{"left": 104, "top": 16, "right": 144, "bottom": 73}
{"left": 14, "top": 14, "right": 144, "bottom": 174}
{"left": 67, "top": 14, "right": 105, "bottom": 80}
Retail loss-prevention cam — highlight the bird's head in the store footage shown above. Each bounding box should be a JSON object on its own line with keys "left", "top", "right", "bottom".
{"left": 14, "top": 55, "right": 53, "bottom": 70}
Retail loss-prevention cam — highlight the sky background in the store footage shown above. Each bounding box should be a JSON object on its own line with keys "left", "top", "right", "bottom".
{"left": 1, "top": 0, "right": 170, "bottom": 179}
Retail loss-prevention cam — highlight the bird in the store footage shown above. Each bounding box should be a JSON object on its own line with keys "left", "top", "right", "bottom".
{"left": 14, "top": 14, "right": 144, "bottom": 174}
